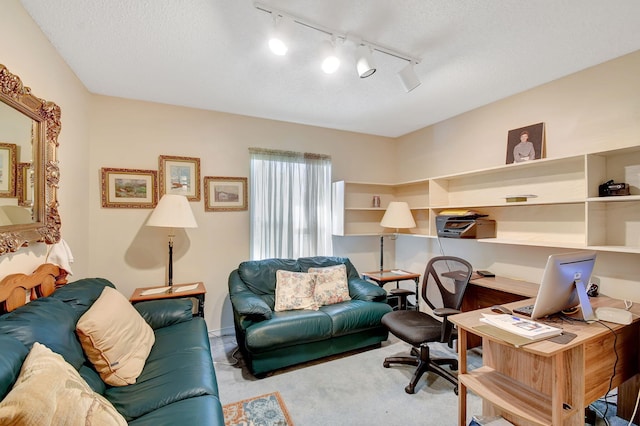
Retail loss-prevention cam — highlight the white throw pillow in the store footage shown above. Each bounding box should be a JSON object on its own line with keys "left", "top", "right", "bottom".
{"left": 76, "top": 286, "right": 155, "bottom": 386}
{"left": 274, "top": 270, "right": 318, "bottom": 312}
{"left": 0, "top": 342, "right": 127, "bottom": 425}
{"left": 309, "top": 264, "right": 351, "bottom": 306}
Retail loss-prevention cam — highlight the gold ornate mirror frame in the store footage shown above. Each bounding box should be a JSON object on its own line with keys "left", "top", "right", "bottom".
{"left": 0, "top": 64, "right": 61, "bottom": 255}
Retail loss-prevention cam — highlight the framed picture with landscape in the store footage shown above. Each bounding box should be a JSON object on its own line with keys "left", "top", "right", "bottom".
{"left": 158, "top": 155, "right": 201, "bottom": 201}
{"left": 204, "top": 176, "right": 247, "bottom": 212}
{"left": 101, "top": 167, "right": 158, "bottom": 208}
{"left": 0, "top": 142, "right": 17, "bottom": 198}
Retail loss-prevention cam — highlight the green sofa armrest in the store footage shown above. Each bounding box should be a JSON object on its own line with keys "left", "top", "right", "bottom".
{"left": 134, "top": 299, "right": 193, "bottom": 330}
{"left": 229, "top": 270, "right": 273, "bottom": 322}
{"left": 348, "top": 277, "right": 388, "bottom": 302}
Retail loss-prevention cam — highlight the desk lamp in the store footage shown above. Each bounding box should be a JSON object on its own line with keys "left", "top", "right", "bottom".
{"left": 146, "top": 194, "right": 197, "bottom": 286}
{"left": 379, "top": 201, "right": 416, "bottom": 271}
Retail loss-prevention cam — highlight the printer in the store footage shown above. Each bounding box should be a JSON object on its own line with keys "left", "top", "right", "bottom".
{"left": 436, "top": 211, "right": 496, "bottom": 239}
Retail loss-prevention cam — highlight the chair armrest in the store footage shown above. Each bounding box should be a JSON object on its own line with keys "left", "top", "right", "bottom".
{"left": 348, "top": 277, "right": 388, "bottom": 302}
{"left": 134, "top": 299, "right": 193, "bottom": 329}
{"left": 432, "top": 307, "right": 462, "bottom": 318}
{"left": 228, "top": 270, "right": 273, "bottom": 321}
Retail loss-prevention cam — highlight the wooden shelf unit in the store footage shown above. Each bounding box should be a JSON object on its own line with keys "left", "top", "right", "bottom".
{"left": 332, "top": 145, "right": 640, "bottom": 253}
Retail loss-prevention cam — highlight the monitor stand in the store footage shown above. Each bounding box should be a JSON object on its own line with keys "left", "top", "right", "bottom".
{"left": 574, "top": 279, "right": 597, "bottom": 323}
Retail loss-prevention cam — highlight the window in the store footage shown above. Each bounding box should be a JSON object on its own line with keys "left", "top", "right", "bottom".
{"left": 250, "top": 148, "right": 332, "bottom": 260}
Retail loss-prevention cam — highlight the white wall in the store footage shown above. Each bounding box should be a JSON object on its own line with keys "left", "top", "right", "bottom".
{"left": 394, "top": 51, "right": 640, "bottom": 303}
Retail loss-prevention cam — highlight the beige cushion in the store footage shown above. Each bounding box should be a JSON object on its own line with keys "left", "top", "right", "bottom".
{"left": 76, "top": 286, "right": 155, "bottom": 386}
{"left": 309, "top": 264, "right": 352, "bottom": 306}
{"left": 0, "top": 342, "right": 127, "bottom": 425}
{"left": 274, "top": 270, "right": 318, "bottom": 312}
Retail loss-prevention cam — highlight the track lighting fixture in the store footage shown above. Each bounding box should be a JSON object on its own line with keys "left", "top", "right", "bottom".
{"left": 321, "top": 39, "right": 340, "bottom": 74}
{"left": 255, "top": 2, "right": 421, "bottom": 90}
{"left": 398, "top": 61, "right": 421, "bottom": 92}
{"left": 356, "top": 45, "right": 376, "bottom": 78}
{"left": 268, "top": 15, "right": 290, "bottom": 56}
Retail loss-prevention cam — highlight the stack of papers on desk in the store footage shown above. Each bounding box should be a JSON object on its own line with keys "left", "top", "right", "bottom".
{"left": 480, "top": 314, "right": 562, "bottom": 341}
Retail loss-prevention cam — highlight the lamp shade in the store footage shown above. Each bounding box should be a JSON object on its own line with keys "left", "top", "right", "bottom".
{"left": 146, "top": 194, "right": 197, "bottom": 229}
{"left": 380, "top": 201, "right": 416, "bottom": 230}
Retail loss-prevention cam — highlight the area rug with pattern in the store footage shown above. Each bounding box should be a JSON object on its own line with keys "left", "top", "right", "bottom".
{"left": 223, "top": 391, "right": 294, "bottom": 426}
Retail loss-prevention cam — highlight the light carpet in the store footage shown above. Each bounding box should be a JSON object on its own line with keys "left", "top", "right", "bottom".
{"left": 223, "top": 391, "right": 294, "bottom": 426}
{"left": 212, "top": 334, "right": 484, "bottom": 425}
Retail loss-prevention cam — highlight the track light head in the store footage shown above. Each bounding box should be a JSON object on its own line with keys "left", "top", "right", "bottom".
{"left": 321, "top": 39, "right": 340, "bottom": 74}
{"left": 268, "top": 15, "right": 289, "bottom": 56}
{"left": 356, "top": 45, "right": 376, "bottom": 78}
{"left": 398, "top": 61, "right": 421, "bottom": 92}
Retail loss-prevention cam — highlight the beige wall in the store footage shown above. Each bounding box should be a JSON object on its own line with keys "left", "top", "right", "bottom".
{"left": 0, "top": 0, "right": 92, "bottom": 277}
{"left": 88, "top": 96, "right": 395, "bottom": 332}
{"left": 1, "top": 0, "right": 639, "bottom": 332}
{"left": 394, "top": 50, "right": 640, "bottom": 303}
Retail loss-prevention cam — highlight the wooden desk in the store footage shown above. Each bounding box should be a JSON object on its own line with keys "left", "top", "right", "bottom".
{"left": 451, "top": 296, "right": 640, "bottom": 426}
{"left": 462, "top": 275, "right": 539, "bottom": 347}
{"left": 362, "top": 270, "right": 420, "bottom": 310}
{"left": 130, "top": 282, "right": 206, "bottom": 317}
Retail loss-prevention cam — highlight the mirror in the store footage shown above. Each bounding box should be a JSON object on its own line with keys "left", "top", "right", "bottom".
{"left": 0, "top": 64, "right": 61, "bottom": 255}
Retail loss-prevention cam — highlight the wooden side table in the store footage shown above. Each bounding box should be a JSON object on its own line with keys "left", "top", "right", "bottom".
{"left": 362, "top": 270, "right": 421, "bottom": 310}
{"left": 129, "top": 282, "right": 206, "bottom": 317}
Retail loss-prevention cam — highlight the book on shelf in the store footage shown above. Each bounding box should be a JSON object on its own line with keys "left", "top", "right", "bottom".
{"left": 479, "top": 313, "right": 562, "bottom": 340}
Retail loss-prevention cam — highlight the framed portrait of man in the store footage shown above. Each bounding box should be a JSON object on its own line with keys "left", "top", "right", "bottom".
{"left": 506, "top": 122, "right": 545, "bottom": 164}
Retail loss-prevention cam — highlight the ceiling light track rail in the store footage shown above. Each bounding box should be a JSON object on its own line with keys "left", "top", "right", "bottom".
{"left": 254, "top": 2, "right": 421, "bottom": 65}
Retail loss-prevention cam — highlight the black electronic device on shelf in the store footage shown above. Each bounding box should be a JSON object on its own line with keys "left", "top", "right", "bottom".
{"left": 436, "top": 212, "right": 496, "bottom": 239}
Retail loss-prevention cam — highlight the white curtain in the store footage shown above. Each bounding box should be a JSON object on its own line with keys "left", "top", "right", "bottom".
{"left": 250, "top": 148, "right": 333, "bottom": 260}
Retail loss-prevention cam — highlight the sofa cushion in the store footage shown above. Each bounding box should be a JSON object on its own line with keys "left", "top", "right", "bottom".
{"left": 105, "top": 318, "right": 217, "bottom": 421}
{"left": 245, "top": 309, "right": 332, "bottom": 352}
{"left": 320, "top": 300, "right": 393, "bottom": 337}
{"left": 50, "top": 277, "right": 115, "bottom": 317}
{"left": 309, "top": 264, "right": 351, "bottom": 306}
{"left": 298, "top": 256, "right": 360, "bottom": 280}
{"left": 274, "top": 270, "right": 318, "bottom": 312}
{"left": 76, "top": 286, "right": 155, "bottom": 386}
{"left": 127, "top": 395, "right": 224, "bottom": 426}
{"left": 0, "top": 297, "right": 86, "bottom": 370}
{"left": 238, "top": 258, "right": 300, "bottom": 295}
{"left": 0, "top": 342, "right": 127, "bottom": 425}
{"left": 0, "top": 334, "right": 28, "bottom": 400}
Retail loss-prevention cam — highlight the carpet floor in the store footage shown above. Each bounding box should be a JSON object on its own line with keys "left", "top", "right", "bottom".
{"left": 211, "top": 334, "right": 632, "bottom": 425}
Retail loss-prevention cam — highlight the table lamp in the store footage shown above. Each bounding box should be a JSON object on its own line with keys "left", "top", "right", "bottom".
{"left": 146, "top": 194, "right": 198, "bottom": 286}
{"left": 379, "top": 201, "right": 416, "bottom": 271}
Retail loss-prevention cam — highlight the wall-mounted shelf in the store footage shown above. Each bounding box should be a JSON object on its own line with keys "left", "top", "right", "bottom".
{"left": 332, "top": 145, "right": 640, "bottom": 253}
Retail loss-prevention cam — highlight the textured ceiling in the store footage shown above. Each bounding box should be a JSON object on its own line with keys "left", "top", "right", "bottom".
{"left": 19, "top": 0, "right": 640, "bottom": 137}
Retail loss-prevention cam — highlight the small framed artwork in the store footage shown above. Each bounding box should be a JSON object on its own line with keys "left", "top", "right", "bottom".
{"left": 204, "top": 176, "right": 248, "bottom": 212}
{"left": 101, "top": 167, "right": 158, "bottom": 208}
{"left": 16, "top": 162, "right": 32, "bottom": 207}
{"left": 158, "top": 155, "right": 201, "bottom": 201}
{"left": 505, "top": 122, "right": 545, "bottom": 164}
{"left": 0, "top": 142, "right": 17, "bottom": 198}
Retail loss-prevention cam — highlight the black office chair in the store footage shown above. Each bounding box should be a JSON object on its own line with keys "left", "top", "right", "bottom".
{"left": 381, "top": 256, "right": 473, "bottom": 394}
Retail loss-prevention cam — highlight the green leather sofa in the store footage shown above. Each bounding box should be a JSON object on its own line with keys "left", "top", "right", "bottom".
{"left": 0, "top": 277, "right": 224, "bottom": 425}
{"left": 229, "top": 256, "right": 393, "bottom": 376}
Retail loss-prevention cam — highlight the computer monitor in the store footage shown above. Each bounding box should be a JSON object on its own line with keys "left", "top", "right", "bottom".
{"left": 529, "top": 251, "right": 597, "bottom": 322}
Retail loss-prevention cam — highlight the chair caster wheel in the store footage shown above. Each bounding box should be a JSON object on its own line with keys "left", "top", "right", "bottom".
{"left": 383, "top": 361, "right": 390, "bottom": 368}
{"left": 405, "top": 384, "right": 415, "bottom": 394}
{"left": 450, "top": 361, "right": 458, "bottom": 370}
{"left": 453, "top": 386, "right": 459, "bottom": 395}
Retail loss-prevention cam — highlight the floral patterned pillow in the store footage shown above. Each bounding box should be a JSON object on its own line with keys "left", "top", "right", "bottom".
{"left": 274, "top": 270, "right": 319, "bottom": 312}
{"left": 309, "top": 264, "right": 351, "bottom": 306}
